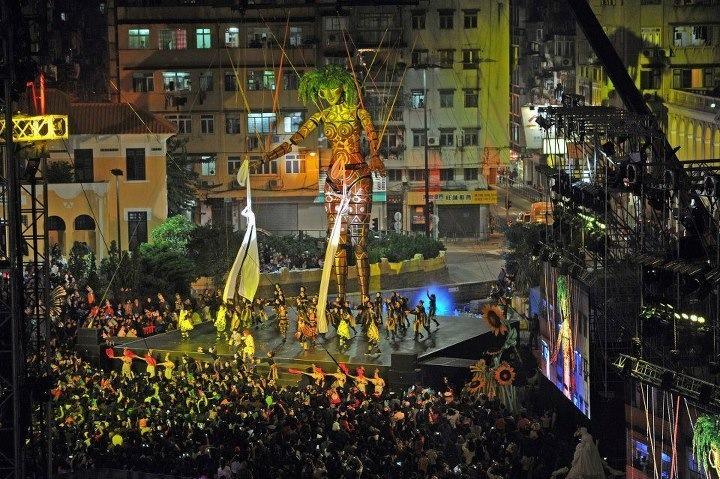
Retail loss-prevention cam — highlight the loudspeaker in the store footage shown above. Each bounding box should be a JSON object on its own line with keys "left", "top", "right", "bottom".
{"left": 387, "top": 368, "right": 422, "bottom": 393}
{"left": 391, "top": 352, "right": 418, "bottom": 372}
{"left": 76, "top": 328, "right": 101, "bottom": 359}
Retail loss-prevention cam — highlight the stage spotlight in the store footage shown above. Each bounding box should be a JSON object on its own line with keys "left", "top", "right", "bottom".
{"left": 704, "top": 174, "right": 720, "bottom": 197}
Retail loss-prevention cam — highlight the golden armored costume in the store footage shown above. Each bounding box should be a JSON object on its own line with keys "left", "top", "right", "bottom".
{"left": 265, "top": 66, "right": 384, "bottom": 301}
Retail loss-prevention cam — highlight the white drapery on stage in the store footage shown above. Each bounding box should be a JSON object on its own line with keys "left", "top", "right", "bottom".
{"left": 223, "top": 158, "right": 260, "bottom": 303}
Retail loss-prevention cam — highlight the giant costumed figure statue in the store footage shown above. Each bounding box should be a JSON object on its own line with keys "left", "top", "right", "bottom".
{"left": 263, "top": 65, "right": 385, "bottom": 332}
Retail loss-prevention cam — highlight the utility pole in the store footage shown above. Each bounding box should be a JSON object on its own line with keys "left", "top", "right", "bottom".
{"left": 423, "top": 68, "right": 430, "bottom": 237}
{"left": 111, "top": 169, "right": 124, "bottom": 253}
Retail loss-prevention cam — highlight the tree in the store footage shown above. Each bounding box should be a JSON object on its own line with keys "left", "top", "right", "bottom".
{"left": 137, "top": 242, "right": 197, "bottom": 297}
{"left": 501, "top": 222, "right": 546, "bottom": 294}
{"left": 98, "top": 241, "right": 138, "bottom": 298}
{"left": 68, "top": 242, "right": 93, "bottom": 285}
{"left": 187, "top": 223, "right": 243, "bottom": 284}
{"left": 166, "top": 137, "right": 200, "bottom": 216}
{"left": 46, "top": 160, "right": 74, "bottom": 183}
{"left": 142, "top": 215, "right": 196, "bottom": 254}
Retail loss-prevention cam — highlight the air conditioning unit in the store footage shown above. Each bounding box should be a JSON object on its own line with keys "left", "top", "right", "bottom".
{"left": 427, "top": 136, "right": 439, "bottom": 146}
{"left": 268, "top": 179, "right": 279, "bottom": 190}
{"left": 561, "top": 58, "right": 572, "bottom": 67}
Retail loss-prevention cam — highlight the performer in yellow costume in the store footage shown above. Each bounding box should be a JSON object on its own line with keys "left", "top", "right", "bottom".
{"left": 264, "top": 65, "right": 385, "bottom": 301}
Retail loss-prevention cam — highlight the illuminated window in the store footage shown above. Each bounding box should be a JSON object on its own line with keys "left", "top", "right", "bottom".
{"left": 132, "top": 72, "right": 154, "bottom": 92}
{"left": 247, "top": 70, "right": 276, "bottom": 91}
{"left": 159, "top": 29, "right": 187, "bottom": 50}
{"left": 199, "top": 155, "right": 216, "bottom": 176}
{"left": 247, "top": 113, "right": 276, "bottom": 134}
{"left": 128, "top": 28, "right": 150, "bottom": 49}
{"left": 289, "top": 26, "right": 303, "bottom": 46}
{"left": 410, "top": 90, "right": 425, "bottom": 109}
{"left": 162, "top": 71, "right": 191, "bottom": 91}
{"left": 225, "top": 27, "right": 240, "bottom": 47}
{"left": 284, "top": 112, "right": 304, "bottom": 133}
{"left": 196, "top": 28, "right": 212, "bottom": 49}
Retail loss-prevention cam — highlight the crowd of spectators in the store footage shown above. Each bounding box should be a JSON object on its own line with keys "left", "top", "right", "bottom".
{"left": 258, "top": 240, "right": 323, "bottom": 273}
{"left": 51, "top": 341, "right": 577, "bottom": 479}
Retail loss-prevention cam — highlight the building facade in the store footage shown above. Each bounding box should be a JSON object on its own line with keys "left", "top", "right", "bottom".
{"left": 575, "top": 0, "right": 720, "bottom": 162}
{"left": 108, "top": 0, "right": 508, "bottom": 238}
{"left": 43, "top": 91, "right": 174, "bottom": 258}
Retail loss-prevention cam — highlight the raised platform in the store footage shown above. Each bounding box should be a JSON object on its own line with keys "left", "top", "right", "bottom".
{"left": 110, "top": 314, "right": 505, "bottom": 387}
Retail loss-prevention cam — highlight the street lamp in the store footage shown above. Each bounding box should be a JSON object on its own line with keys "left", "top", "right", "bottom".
{"left": 414, "top": 63, "right": 439, "bottom": 237}
{"left": 110, "top": 168, "right": 123, "bottom": 253}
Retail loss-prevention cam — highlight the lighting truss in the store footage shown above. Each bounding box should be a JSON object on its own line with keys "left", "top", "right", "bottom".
{"left": 613, "top": 354, "right": 720, "bottom": 411}
{"left": 0, "top": 115, "right": 69, "bottom": 143}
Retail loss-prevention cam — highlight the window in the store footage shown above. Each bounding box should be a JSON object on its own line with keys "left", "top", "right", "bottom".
{"left": 438, "top": 49, "right": 454, "bottom": 68}
{"left": 387, "top": 169, "right": 402, "bottom": 182}
{"left": 224, "top": 72, "right": 238, "bottom": 91}
{"left": 439, "top": 89, "right": 454, "bottom": 108}
{"left": 128, "top": 28, "right": 150, "bottom": 49}
{"left": 673, "top": 68, "right": 703, "bottom": 88}
{"left": 247, "top": 28, "right": 270, "bottom": 48}
{"left": 412, "top": 130, "right": 426, "bottom": 147}
{"left": 463, "top": 10, "right": 478, "bottom": 29}
{"left": 128, "top": 211, "right": 148, "bottom": 251}
{"left": 462, "top": 49, "right": 480, "bottom": 68}
{"left": 74, "top": 149, "right": 94, "bottom": 182}
{"left": 126, "top": 148, "right": 146, "bottom": 181}
{"left": 673, "top": 25, "right": 710, "bottom": 47}
{"left": 166, "top": 114, "right": 192, "bottom": 133}
{"left": 196, "top": 28, "right": 211, "bottom": 48}
{"left": 440, "top": 168, "right": 454, "bottom": 181}
{"left": 439, "top": 130, "right": 455, "bottom": 147}
{"left": 74, "top": 215, "right": 96, "bottom": 230}
{"left": 225, "top": 27, "right": 240, "bottom": 47}
{"left": 228, "top": 156, "right": 243, "bottom": 175}
{"left": 285, "top": 154, "right": 306, "bottom": 174}
{"left": 250, "top": 157, "right": 277, "bottom": 175}
{"left": 464, "top": 168, "right": 478, "bottom": 181}
{"left": 640, "top": 69, "right": 661, "bottom": 90}
{"left": 411, "top": 90, "right": 425, "bottom": 109}
{"left": 283, "top": 71, "right": 299, "bottom": 90}
{"left": 132, "top": 72, "right": 154, "bottom": 92}
{"left": 163, "top": 71, "right": 191, "bottom": 91}
{"left": 289, "top": 26, "right": 303, "bottom": 46}
{"left": 199, "top": 72, "right": 213, "bottom": 92}
{"left": 411, "top": 11, "right": 425, "bottom": 30}
{"left": 159, "top": 29, "right": 187, "bottom": 50}
{"left": 247, "top": 113, "right": 276, "bottom": 134}
{"left": 247, "top": 70, "right": 276, "bottom": 91}
{"left": 201, "top": 115, "right": 214, "bottom": 134}
{"left": 199, "top": 155, "right": 216, "bottom": 176}
{"left": 408, "top": 169, "right": 425, "bottom": 181}
{"left": 640, "top": 27, "right": 661, "bottom": 47}
{"left": 411, "top": 50, "right": 429, "bottom": 66}
{"left": 226, "top": 114, "right": 241, "bottom": 134}
{"left": 439, "top": 10, "right": 454, "bottom": 29}
{"left": 464, "top": 89, "right": 479, "bottom": 107}
{"left": 284, "top": 112, "right": 304, "bottom": 133}
{"left": 463, "top": 129, "right": 479, "bottom": 146}
{"left": 247, "top": 137, "right": 261, "bottom": 150}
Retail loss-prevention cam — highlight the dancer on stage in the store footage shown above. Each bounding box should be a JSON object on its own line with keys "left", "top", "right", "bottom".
{"left": 427, "top": 291, "right": 439, "bottom": 329}
{"left": 336, "top": 305, "right": 352, "bottom": 352}
{"left": 178, "top": 304, "right": 194, "bottom": 340}
{"left": 410, "top": 301, "right": 428, "bottom": 341}
{"left": 328, "top": 366, "right": 347, "bottom": 389}
{"left": 215, "top": 301, "right": 228, "bottom": 340}
{"left": 241, "top": 329, "right": 255, "bottom": 363}
{"left": 365, "top": 300, "right": 381, "bottom": 355}
{"left": 273, "top": 283, "right": 286, "bottom": 306}
{"left": 373, "top": 292, "right": 384, "bottom": 324}
{"left": 161, "top": 353, "right": 175, "bottom": 381}
{"left": 276, "top": 301, "right": 289, "bottom": 342}
{"left": 264, "top": 351, "right": 278, "bottom": 383}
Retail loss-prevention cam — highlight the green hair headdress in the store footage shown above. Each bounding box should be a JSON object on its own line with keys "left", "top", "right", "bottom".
{"left": 298, "top": 65, "right": 359, "bottom": 107}
{"left": 693, "top": 415, "right": 720, "bottom": 476}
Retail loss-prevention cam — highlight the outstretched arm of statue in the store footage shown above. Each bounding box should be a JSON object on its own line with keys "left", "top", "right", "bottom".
{"left": 357, "top": 108, "right": 385, "bottom": 175}
{"left": 264, "top": 112, "right": 323, "bottom": 162}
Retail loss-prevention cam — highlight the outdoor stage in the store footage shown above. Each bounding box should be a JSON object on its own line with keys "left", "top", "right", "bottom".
{"left": 114, "top": 314, "right": 504, "bottom": 387}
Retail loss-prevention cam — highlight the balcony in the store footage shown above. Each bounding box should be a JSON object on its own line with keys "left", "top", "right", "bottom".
{"left": 667, "top": 88, "right": 719, "bottom": 114}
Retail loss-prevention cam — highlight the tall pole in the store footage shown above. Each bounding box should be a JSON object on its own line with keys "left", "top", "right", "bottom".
{"left": 423, "top": 68, "right": 430, "bottom": 237}
{"left": 5, "top": 37, "right": 25, "bottom": 479}
{"left": 115, "top": 175, "right": 121, "bottom": 252}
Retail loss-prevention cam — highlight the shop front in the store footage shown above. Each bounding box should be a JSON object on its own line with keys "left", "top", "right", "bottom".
{"left": 406, "top": 190, "right": 497, "bottom": 238}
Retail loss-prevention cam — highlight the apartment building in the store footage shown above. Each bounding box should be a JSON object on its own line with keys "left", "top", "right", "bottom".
{"left": 387, "top": 0, "right": 508, "bottom": 237}
{"left": 108, "top": 0, "right": 508, "bottom": 237}
{"left": 575, "top": 0, "right": 720, "bottom": 162}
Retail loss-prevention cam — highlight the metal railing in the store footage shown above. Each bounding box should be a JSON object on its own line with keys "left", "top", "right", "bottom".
{"left": 667, "top": 88, "right": 719, "bottom": 114}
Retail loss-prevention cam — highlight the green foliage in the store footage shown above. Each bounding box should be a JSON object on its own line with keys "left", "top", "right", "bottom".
{"left": 98, "top": 241, "right": 138, "bottom": 298}
{"left": 501, "top": 222, "right": 546, "bottom": 294}
{"left": 187, "top": 223, "right": 244, "bottom": 284}
{"left": 298, "top": 65, "right": 358, "bottom": 107}
{"left": 693, "top": 415, "right": 720, "bottom": 477}
{"left": 46, "top": 160, "right": 74, "bottom": 183}
{"left": 68, "top": 242, "right": 93, "bottom": 286}
{"left": 136, "top": 242, "right": 197, "bottom": 297}
{"left": 166, "top": 137, "right": 199, "bottom": 216}
{"left": 367, "top": 233, "right": 445, "bottom": 263}
{"left": 142, "top": 214, "right": 196, "bottom": 254}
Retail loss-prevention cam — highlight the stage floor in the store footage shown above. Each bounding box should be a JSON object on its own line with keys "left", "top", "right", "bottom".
{"left": 121, "top": 314, "right": 492, "bottom": 370}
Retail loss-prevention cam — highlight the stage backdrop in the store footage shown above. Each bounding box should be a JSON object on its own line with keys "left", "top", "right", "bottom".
{"left": 534, "top": 263, "right": 591, "bottom": 418}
